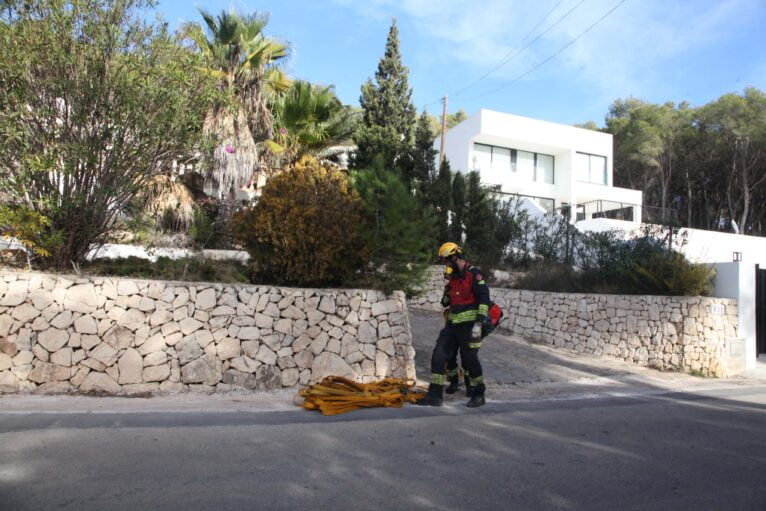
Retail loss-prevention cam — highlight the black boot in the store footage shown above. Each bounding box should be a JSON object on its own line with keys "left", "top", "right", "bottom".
{"left": 416, "top": 384, "right": 444, "bottom": 406}
{"left": 445, "top": 375, "right": 459, "bottom": 394}
{"left": 466, "top": 393, "right": 485, "bottom": 408}
{"left": 464, "top": 374, "right": 474, "bottom": 397}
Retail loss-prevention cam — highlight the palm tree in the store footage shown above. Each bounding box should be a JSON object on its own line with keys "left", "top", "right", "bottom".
{"left": 183, "top": 8, "right": 290, "bottom": 201}
{"left": 265, "top": 80, "right": 357, "bottom": 168}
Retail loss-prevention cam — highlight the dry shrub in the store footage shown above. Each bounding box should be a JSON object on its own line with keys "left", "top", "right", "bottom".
{"left": 141, "top": 175, "right": 197, "bottom": 231}
{"left": 230, "top": 156, "right": 367, "bottom": 286}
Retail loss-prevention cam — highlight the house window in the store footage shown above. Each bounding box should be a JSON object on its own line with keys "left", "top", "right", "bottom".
{"left": 536, "top": 154, "right": 554, "bottom": 184}
{"left": 493, "top": 146, "right": 512, "bottom": 173}
{"left": 473, "top": 143, "right": 554, "bottom": 184}
{"left": 535, "top": 197, "right": 555, "bottom": 211}
{"left": 516, "top": 150, "right": 535, "bottom": 181}
{"left": 474, "top": 143, "right": 492, "bottom": 171}
{"left": 576, "top": 152, "right": 607, "bottom": 185}
{"left": 497, "top": 192, "right": 556, "bottom": 212}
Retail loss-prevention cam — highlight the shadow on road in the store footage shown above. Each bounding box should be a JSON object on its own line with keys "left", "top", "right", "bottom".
{"left": 1, "top": 385, "right": 765, "bottom": 510}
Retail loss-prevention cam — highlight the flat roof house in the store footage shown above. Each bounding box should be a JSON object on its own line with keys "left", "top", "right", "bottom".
{"left": 436, "top": 109, "right": 643, "bottom": 223}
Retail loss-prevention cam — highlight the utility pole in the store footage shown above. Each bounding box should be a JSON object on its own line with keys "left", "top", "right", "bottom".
{"left": 439, "top": 95, "right": 448, "bottom": 166}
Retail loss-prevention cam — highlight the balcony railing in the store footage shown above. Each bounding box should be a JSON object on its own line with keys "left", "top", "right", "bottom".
{"left": 641, "top": 205, "right": 679, "bottom": 225}
{"left": 558, "top": 200, "right": 678, "bottom": 225}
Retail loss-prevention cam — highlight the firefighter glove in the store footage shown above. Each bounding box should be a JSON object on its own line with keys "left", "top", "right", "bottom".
{"left": 471, "top": 322, "right": 482, "bottom": 341}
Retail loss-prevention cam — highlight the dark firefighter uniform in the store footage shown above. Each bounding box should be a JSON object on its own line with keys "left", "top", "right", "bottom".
{"left": 438, "top": 264, "right": 490, "bottom": 395}
{"left": 423, "top": 263, "right": 490, "bottom": 406}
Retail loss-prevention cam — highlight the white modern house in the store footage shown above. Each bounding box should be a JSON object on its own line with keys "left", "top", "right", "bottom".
{"left": 437, "top": 109, "right": 643, "bottom": 223}
{"left": 438, "top": 109, "right": 766, "bottom": 372}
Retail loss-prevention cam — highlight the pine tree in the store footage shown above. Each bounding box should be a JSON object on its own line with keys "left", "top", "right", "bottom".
{"left": 450, "top": 171, "right": 466, "bottom": 243}
{"left": 352, "top": 157, "right": 435, "bottom": 294}
{"left": 353, "top": 19, "right": 417, "bottom": 172}
{"left": 432, "top": 159, "right": 453, "bottom": 243}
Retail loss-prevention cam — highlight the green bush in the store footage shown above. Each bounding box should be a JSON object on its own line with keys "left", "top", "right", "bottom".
{"left": 230, "top": 157, "right": 367, "bottom": 287}
{"left": 628, "top": 248, "right": 715, "bottom": 296}
{"left": 0, "top": 0, "right": 220, "bottom": 267}
{"left": 189, "top": 207, "right": 216, "bottom": 249}
{"left": 512, "top": 232, "right": 715, "bottom": 296}
{"left": 513, "top": 262, "right": 581, "bottom": 293}
{"left": 84, "top": 256, "right": 250, "bottom": 283}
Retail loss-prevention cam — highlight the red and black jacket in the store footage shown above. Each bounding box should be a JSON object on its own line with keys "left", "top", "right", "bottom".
{"left": 440, "top": 265, "right": 491, "bottom": 325}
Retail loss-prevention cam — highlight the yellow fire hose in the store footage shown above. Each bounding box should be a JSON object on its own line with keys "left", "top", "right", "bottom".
{"left": 296, "top": 376, "right": 427, "bottom": 416}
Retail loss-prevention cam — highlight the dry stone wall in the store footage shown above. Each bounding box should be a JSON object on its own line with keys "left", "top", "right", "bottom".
{"left": 0, "top": 271, "right": 416, "bottom": 394}
{"left": 411, "top": 267, "right": 738, "bottom": 377}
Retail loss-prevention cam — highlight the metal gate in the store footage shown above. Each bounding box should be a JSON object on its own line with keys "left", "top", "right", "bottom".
{"left": 757, "top": 265, "right": 766, "bottom": 355}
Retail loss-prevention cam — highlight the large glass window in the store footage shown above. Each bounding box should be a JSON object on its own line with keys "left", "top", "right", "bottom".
{"left": 516, "top": 150, "right": 535, "bottom": 181}
{"left": 493, "top": 146, "right": 512, "bottom": 173}
{"left": 472, "top": 143, "right": 555, "bottom": 184}
{"left": 576, "top": 152, "right": 607, "bottom": 185}
{"left": 473, "top": 143, "right": 492, "bottom": 171}
{"left": 536, "top": 154, "right": 554, "bottom": 184}
{"left": 499, "top": 193, "right": 556, "bottom": 213}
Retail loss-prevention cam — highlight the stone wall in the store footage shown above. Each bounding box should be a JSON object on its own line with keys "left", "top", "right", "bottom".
{"left": 0, "top": 271, "right": 416, "bottom": 394}
{"left": 410, "top": 267, "right": 738, "bottom": 377}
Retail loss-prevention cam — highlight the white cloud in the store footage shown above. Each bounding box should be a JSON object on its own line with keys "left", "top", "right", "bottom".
{"left": 334, "top": 0, "right": 764, "bottom": 105}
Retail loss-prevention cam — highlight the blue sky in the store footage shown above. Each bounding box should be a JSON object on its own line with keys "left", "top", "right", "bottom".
{"left": 156, "top": 0, "right": 766, "bottom": 127}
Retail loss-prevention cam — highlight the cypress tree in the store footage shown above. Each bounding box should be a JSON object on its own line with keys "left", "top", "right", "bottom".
{"left": 450, "top": 171, "right": 466, "bottom": 243}
{"left": 464, "top": 171, "right": 496, "bottom": 267}
{"left": 410, "top": 110, "right": 437, "bottom": 193}
{"left": 353, "top": 19, "right": 417, "bottom": 172}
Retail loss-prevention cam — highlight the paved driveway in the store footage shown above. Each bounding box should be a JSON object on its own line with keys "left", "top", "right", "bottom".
{"left": 408, "top": 309, "right": 765, "bottom": 401}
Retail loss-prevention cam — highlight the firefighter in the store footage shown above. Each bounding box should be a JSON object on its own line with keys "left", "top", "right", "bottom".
{"left": 417, "top": 242, "right": 489, "bottom": 407}
{"left": 442, "top": 266, "right": 475, "bottom": 398}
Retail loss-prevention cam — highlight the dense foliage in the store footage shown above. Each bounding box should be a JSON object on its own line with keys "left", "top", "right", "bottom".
{"left": 0, "top": 204, "right": 58, "bottom": 269}
{"left": 229, "top": 157, "right": 367, "bottom": 287}
{"left": 266, "top": 80, "right": 357, "bottom": 167}
{"left": 0, "top": 0, "right": 219, "bottom": 268}
{"left": 605, "top": 88, "right": 766, "bottom": 235}
{"left": 352, "top": 158, "right": 436, "bottom": 294}
{"left": 512, "top": 217, "right": 716, "bottom": 296}
{"left": 431, "top": 160, "right": 453, "bottom": 244}
{"left": 449, "top": 172, "right": 467, "bottom": 243}
{"left": 353, "top": 20, "right": 417, "bottom": 173}
{"left": 407, "top": 110, "right": 438, "bottom": 195}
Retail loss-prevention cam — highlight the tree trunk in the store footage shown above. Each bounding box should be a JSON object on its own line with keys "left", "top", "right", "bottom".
{"left": 202, "top": 107, "right": 258, "bottom": 202}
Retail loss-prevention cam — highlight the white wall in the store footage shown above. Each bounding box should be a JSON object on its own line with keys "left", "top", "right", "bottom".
{"left": 86, "top": 244, "right": 250, "bottom": 263}
{"left": 680, "top": 229, "right": 766, "bottom": 266}
{"left": 477, "top": 110, "right": 613, "bottom": 168}
{"left": 575, "top": 219, "right": 766, "bottom": 370}
{"left": 438, "top": 113, "right": 480, "bottom": 172}
{"left": 575, "top": 220, "right": 766, "bottom": 267}
{"left": 438, "top": 109, "right": 641, "bottom": 214}
{"left": 714, "top": 262, "right": 757, "bottom": 370}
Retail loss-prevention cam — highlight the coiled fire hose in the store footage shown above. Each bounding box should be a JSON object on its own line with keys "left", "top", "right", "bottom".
{"left": 296, "top": 376, "right": 427, "bottom": 416}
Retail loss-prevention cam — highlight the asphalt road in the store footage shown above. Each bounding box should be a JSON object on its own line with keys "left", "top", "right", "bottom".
{"left": 2, "top": 309, "right": 765, "bottom": 510}
{"left": 1, "top": 385, "right": 765, "bottom": 511}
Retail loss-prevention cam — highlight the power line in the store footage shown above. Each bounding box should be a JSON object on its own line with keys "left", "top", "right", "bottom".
{"left": 451, "top": 0, "right": 583, "bottom": 98}
{"left": 516, "top": 0, "right": 567, "bottom": 48}
{"left": 454, "top": 0, "right": 629, "bottom": 103}
{"left": 423, "top": 0, "right": 582, "bottom": 110}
